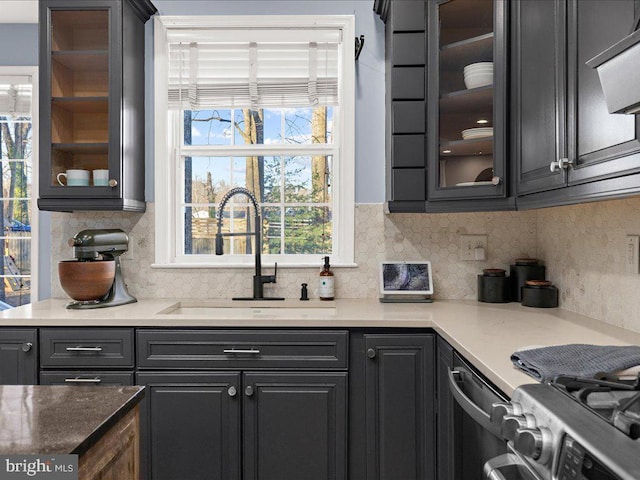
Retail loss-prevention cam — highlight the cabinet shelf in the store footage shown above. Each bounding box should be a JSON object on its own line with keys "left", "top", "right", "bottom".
{"left": 52, "top": 97, "right": 108, "bottom": 113}
{"left": 440, "top": 137, "right": 493, "bottom": 157}
{"left": 440, "top": 32, "right": 494, "bottom": 71}
{"left": 440, "top": 85, "right": 493, "bottom": 114}
{"left": 52, "top": 143, "right": 108, "bottom": 154}
{"left": 52, "top": 51, "right": 108, "bottom": 70}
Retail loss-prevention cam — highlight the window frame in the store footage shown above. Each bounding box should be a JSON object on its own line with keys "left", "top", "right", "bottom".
{"left": 0, "top": 66, "right": 39, "bottom": 303}
{"left": 153, "top": 15, "right": 355, "bottom": 268}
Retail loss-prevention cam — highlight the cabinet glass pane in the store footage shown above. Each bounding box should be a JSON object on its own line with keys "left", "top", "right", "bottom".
{"left": 49, "top": 10, "right": 110, "bottom": 187}
{"left": 438, "top": 0, "right": 495, "bottom": 188}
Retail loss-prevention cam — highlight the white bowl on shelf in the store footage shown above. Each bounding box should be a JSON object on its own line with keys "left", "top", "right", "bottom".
{"left": 464, "top": 73, "right": 493, "bottom": 89}
{"left": 464, "top": 62, "right": 494, "bottom": 75}
{"left": 463, "top": 62, "right": 494, "bottom": 89}
{"left": 461, "top": 127, "right": 493, "bottom": 140}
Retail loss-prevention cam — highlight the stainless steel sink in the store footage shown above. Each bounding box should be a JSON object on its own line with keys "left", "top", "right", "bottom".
{"left": 157, "top": 300, "right": 337, "bottom": 317}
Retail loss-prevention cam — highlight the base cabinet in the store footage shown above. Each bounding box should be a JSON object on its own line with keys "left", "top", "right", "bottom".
{"left": 136, "top": 371, "right": 347, "bottom": 480}
{"left": 136, "top": 372, "right": 241, "bottom": 480}
{"left": 0, "top": 329, "right": 37, "bottom": 385}
{"left": 350, "top": 333, "right": 435, "bottom": 480}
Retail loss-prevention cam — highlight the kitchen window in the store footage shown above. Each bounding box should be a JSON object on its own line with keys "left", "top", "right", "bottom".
{"left": 153, "top": 16, "right": 355, "bottom": 267}
{"left": 0, "top": 68, "right": 38, "bottom": 307}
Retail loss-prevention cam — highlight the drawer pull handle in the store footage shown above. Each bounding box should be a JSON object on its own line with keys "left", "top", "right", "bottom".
{"left": 64, "top": 377, "right": 102, "bottom": 384}
{"left": 66, "top": 346, "right": 103, "bottom": 352}
{"left": 223, "top": 348, "right": 260, "bottom": 355}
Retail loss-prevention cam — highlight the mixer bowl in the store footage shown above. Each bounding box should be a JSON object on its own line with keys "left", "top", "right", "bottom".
{"left": 58, "top": 260, "right": 115, "bottom": 302}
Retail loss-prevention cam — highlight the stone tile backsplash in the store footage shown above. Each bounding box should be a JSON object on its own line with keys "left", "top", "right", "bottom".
{"left": 536, "top": 197, "right": 640, "bottom": 332}
{"left": 51, "top": 203, "right": 537, "bottom": 301}
{"left": 51, "top": 197, "right": 640, "bottom": 332}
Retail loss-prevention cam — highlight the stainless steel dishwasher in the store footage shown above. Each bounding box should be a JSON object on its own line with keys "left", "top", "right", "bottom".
{"left": 448, "top": 352, "right": 539, "bottom": 480}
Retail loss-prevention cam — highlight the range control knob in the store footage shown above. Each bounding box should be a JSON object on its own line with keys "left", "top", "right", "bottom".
{"left": 502, "top": 414, "right": 534, "bottom": 441}
{"left": 490, "top": 402, "right": 522, "bottom": 424}
{"left": 514, "top": 427, "right": 551, "bottom": 463}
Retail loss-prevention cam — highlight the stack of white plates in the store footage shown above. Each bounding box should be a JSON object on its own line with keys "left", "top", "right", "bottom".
{"left": 461, "top": 127, "right": 493, "bottom": 140}
{"left": 463, "top": 62, "right": 493, "bottom": 89}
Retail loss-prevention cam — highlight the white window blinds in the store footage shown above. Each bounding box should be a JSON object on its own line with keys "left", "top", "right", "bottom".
{"left": 0, "top": 76, "right": 32, "bottom": 116}
{"left": 167, "top": 28, "right": 340, "bottom": 110}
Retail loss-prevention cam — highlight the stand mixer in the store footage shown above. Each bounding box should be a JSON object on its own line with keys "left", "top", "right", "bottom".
{"left": 61, "top": 229, "right": 137, "bottom": 309}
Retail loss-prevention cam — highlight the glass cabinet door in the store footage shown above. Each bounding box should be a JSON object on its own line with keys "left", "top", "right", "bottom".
{"left": 47, "top": 8, "right": 113, "bottom": 193}
{"left": 428, "top": 0, "right": 507, "bottom": 200}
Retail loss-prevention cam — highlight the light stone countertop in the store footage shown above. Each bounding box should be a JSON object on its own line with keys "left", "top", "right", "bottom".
{"left": 3, "top": 298, "right": 640, "bottom": 396}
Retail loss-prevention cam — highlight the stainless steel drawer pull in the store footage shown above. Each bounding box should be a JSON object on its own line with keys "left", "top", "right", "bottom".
{"left": 223, "top": 348, "right": 260, "bottom": 355}
{"left": 65, "top": 346, "right": 103, "bottom": 352}
{"left": 64, "top": 377, "right": 102, "bottom": 384}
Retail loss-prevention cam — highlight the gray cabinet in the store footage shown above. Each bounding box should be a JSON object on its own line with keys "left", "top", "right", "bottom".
{"left": 136, "top": 330, "right": 349, "bottom": 480}
{"left": 38, "top": 0, "right": 156, "bottom": 212}
{"left": 350, "top": 332, "right": 435, "bottom": 480}
{"left": 515, "top": 0, "right": 640, "bottom": 208}
{"left": 243, "top": 372, "right": 347, "bottom": 480}
{"left": 435, "top": 336, "right": 454, "bottom": 480}
{"left": 377, "top": 0, "right": 515, "bottom": 213}
{"left": 0, "top": 329, "right": 37, "bottom": 385}
{"left": 135, "top": 372, "right": 241, "bottom": 480}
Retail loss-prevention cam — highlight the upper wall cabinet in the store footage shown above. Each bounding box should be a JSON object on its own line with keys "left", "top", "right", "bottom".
{"left": 38, "top": 0, "right": 157, "bottom": 212}
{"left": 376, "top": 0, "right": 515, "bottom": 213}
{"left": 514, "top": 0, "right": 640, "bottom": 208}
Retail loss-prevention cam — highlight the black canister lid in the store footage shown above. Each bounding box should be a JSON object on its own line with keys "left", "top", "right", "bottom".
{"left": 483, "top": 268, "right": 506, "bottom": 277}
{"left": 515, "top": 258, "right": 540, "bottom": 266}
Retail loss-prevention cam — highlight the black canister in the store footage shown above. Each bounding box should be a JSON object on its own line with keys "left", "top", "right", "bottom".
{"left": 478, "top": 269, "right": 510, "bottom": 303}
{"left": 509, "top": 258, "right": 546, "bottom": 302}
{"left": 521, "top": 280, "right": 558, "bottom": 308}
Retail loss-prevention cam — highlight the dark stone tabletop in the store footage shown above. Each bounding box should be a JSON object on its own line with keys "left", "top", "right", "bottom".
{"left": 0, "top": 385, "right": 144, "bottom": 455}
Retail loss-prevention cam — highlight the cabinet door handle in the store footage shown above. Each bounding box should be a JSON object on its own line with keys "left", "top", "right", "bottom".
{"left": 491, "top": 176, "right": 502, "bottom": 186}
{"left": 367, "top": 348, "right": 376, "bottom": 359}
{"left": 549, "top": 157, "right": 573, "bottom": 172}
{"left": 245, "top": 385, "right": 254, "bottom": 397}
{"left": 66, "top": 346, "right": 103, "bottom": 352}
{"left": 108, "top": 179, "right": 118, "bottom": 187}
{"left": 228, "top": 386, "right": 237, "bottom": 397}
{"left": 223, "top": 348, "right": 260, "bottom": 355}
{"left": 64, "top": 377, "right": 102, "bottom": 384}
{"left": 21, "top": 342, "right": 33, "bottom": 352}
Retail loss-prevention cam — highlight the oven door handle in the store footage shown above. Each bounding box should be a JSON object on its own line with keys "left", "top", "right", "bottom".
{"left": 448, "top": 368, "right": 503, "bottom": 438}
{"left": 484, "top": 453, "right": 542, "bottom": 480}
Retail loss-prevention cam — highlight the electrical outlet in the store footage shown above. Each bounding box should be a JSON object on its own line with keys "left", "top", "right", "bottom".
{"left": 460, "top": 234, "right": 488, "bottom": 261}
{"left": 626, "top": 235, "right": 639, "bottom": 274}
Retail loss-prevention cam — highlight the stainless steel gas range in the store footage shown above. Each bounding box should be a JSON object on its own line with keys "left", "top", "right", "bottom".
{"left": 487, "top": 377, "right": 640, "bottom": 480}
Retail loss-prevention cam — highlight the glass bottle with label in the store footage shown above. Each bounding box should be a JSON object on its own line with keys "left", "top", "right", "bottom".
{"left": 318, "top": 256, "right": 335, "bottom": 300}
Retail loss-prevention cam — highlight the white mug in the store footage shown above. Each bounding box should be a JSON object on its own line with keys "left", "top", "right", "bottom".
{"left": 93, "top": 169, "right": 109, "bottom": 186}
{"left": 57, "top": 169, "right": 89, "bottom": 186}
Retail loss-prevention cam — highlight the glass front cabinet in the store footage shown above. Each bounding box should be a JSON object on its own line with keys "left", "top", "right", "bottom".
{"left": 38, "top": 0, "right": 156, "bottom": 212}
{"left": 427, "top": 0, "right": 509, "bottom": 204}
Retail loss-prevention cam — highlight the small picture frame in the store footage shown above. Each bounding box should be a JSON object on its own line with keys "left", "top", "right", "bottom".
{"left": 379, "top": 261, "right": 434, "bottom": 303}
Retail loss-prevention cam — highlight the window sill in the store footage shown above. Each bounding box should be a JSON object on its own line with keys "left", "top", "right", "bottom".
{"left": 151, "top": 262, "right": 358, "bottom": 269}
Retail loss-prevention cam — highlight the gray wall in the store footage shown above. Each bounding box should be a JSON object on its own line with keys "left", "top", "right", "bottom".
{"left": 0, "top": 23, "right": 51, "bottom": 300}
{"left": 146, "top": 0, "right": 386, "bottom": 204}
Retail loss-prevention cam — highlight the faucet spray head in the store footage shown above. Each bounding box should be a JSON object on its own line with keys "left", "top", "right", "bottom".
{"left": 215, "top": 232, "right": 224, "bottom": 255}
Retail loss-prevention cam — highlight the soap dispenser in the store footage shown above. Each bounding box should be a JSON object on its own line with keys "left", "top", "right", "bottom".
{"left": 318, "top": 256, "right": 335, "bottom": 300}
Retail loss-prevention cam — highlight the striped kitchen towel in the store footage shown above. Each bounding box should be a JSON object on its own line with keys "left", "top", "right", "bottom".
{"left": 511, "top": 344, "right": 640, "bottom": 382}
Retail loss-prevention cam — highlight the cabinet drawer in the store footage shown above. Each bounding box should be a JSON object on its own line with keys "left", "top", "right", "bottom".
{"left": 40, "top": 328, "right": 134, "bottom": 368}
{"left": 137, "top": 330, "right": 348, "bottom": 370}
{"left": 40, "top": 371, "right": 134, "bottom": 386}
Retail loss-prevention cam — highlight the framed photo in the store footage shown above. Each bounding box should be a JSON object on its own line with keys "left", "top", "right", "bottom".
{"left": 379, "top": 261, "right": 433, "bottom": 297}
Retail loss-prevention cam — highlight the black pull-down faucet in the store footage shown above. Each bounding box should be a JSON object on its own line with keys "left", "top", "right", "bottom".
{"left": 215, "top": 187, "right": 284, "bottom": 301}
